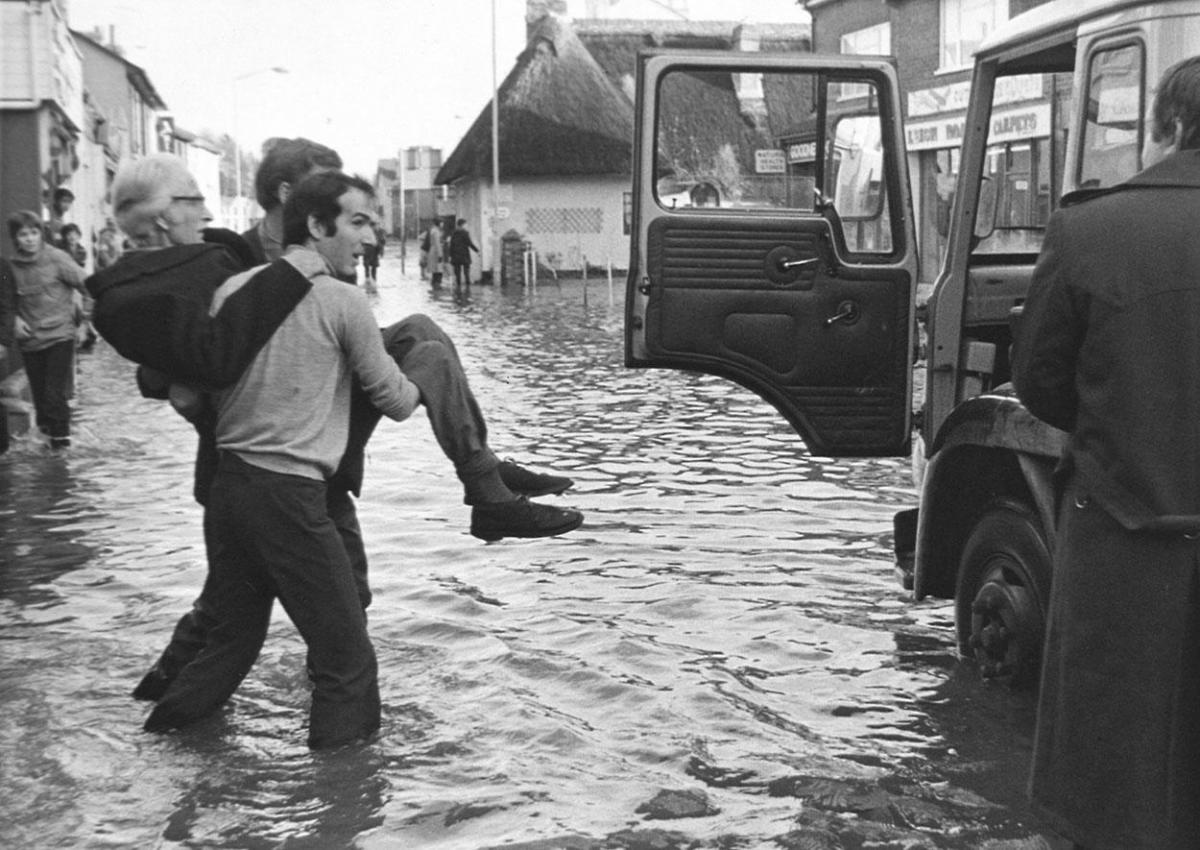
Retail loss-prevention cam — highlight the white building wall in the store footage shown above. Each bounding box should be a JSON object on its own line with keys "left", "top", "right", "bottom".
{"left": 71, "top": 131, "right": 108, "bottom": 271}
{"left": 507, "top": 174, "right": 630, "bottom": 273}
{"left": 1, "top": 0, "right": 82, "bottom": 121}
{"left": 451, "top": 174, "right": 629, "bottom": 276}
{"left": 182, "top": 144, "right": 223, "bottom": 228}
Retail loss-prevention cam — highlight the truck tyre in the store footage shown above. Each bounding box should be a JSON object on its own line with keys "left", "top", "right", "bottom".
{"left": 955, "top": 500, "right": 1051, "bottom": 689}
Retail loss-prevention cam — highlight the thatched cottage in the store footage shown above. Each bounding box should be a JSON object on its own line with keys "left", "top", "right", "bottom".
{"left": 435, "top": 13, "right": 810, "bottom": 279}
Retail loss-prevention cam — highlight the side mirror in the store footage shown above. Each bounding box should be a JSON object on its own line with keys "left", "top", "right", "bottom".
{"left": 974, "top": 175, "right": 997, "bottom": 241}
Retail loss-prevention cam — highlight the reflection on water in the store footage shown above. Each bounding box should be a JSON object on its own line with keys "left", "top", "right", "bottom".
{"left": 0, "top": 259, "right": 1065, "bottom": 849}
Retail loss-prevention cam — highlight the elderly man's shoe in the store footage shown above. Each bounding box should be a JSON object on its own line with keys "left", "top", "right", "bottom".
{"left": 497, "top": 460, "right": 574, "bottom": 497}
{"left": 132, "top": 664, "right": 171, "bottom": 701}
{"left": 471, "top": 497, "right": 583, "bottom": 541}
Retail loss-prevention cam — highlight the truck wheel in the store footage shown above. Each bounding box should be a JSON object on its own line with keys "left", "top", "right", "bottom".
{"left": 955, "top": 501, "right": 1051, "bottom": 689}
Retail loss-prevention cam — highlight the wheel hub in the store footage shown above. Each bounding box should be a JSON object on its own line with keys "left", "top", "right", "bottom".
{"left": 969, "top": 568, "right": 1043, "bottom": 683}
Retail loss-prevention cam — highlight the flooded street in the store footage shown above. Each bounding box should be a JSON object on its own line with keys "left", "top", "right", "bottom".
{"left": 1, "top": 255, "right": 1066, "bottom": 849}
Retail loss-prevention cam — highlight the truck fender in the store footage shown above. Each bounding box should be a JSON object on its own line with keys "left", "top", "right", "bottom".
{"left": 911, "top": 390, "right": 1066, "bottom": 601}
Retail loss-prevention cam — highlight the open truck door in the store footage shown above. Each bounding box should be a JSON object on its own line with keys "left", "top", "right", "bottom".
{"left": 625, "top": 53, "right": 919, "bottom": 457}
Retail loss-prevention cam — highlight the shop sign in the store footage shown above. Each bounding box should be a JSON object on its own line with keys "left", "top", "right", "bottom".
{"left": 990, "top": 103, "right": 1051, "bottom": 144}
{"left": 787, "top": 141, "right": 816, "bottom": 163}
{"left": 906, "top": 116, "right": 966, "bottom": 150}
{"left": 755, "top": 149, "right": 786, "bottom": 174}
{"left": 906, "top": 102, "right": 1050, "bottom": 150}
{"left": 908, "top": 74, "right": 1044, "bottom": 117}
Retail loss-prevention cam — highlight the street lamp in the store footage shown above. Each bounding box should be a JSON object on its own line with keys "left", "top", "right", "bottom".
{"left": 490, "top": 0, "right": 501, "bottom": 281}
{"left": 232, "top": 65, "right": 288, "bottom": 229}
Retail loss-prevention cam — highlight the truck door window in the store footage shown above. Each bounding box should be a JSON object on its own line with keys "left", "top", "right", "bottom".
{"left": 1078, "top": 42, "right": 1145, "bottom": 190}
{"left": 968, "top": 71, "right": 1071, "bottom": 257}
{"left": 974, "top": 138, "right": 1052, "bottom": 253}
{"left": 823, "top": 109, "right": 892, "bottom": 253}
{"left": 652, "top": 67, "right": 894, "bottom": 254}
{"left": 654, "top": 68, "right": 816, "bottom": 212}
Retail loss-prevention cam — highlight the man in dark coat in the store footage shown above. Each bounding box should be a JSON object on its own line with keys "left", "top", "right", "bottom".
{"left": 1013, "top": 56, "right": 1200, "bottom": 850}
{"left": 448, "top": 218, "right": 479, "bottom": 287}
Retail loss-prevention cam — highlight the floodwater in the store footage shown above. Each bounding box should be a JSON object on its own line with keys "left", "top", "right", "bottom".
{"left": 0, "top": 255, "right": 1068, "bottom": 849}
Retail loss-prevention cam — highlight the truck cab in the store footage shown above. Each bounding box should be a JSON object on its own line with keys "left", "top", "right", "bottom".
{"left": 625, "top": 0, "right": 1200, "bottom": 687}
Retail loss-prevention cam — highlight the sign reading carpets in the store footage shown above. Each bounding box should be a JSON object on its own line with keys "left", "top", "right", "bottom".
{"left": 905, "top": 103, "right": 1051, "bottom": 151}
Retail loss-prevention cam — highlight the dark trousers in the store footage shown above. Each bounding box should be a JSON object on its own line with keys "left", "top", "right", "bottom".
{"left": 146, "top": 453, "right": 379, "bottom": 749}
{"left": 336, "top": 312, "right": 497, "bottom": 492}
{"left": 23, "top": 340, "right": 74, "bottom": 438}
{"left": 452, "top": 263, "right": 470, "bottom": 287}
{"left": 142, "top": 314, "right": 497, "bottom": 696}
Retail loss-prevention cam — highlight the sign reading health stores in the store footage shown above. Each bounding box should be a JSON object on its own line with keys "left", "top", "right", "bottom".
{"left": 905, "top": 103, "right": 1051, "bottom": 151}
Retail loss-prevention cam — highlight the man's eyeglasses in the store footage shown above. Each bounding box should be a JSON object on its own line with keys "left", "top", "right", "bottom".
{"left": 171, "top": 195, "right": 206, "bottom": 204}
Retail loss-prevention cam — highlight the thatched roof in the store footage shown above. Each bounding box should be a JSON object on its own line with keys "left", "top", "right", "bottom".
{"left": 436, "top": 15, "right": 634, "bottom": 184}
{"left": 578, "top": 20, "right": 810, "bottom": 99}
{"left": 435, "top": 15, "right": 812, "bottom": 186}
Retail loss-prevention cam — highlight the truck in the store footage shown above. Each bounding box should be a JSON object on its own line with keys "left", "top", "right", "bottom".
{"left": 624, "top": 0, "right": 1200, "bottom": 688}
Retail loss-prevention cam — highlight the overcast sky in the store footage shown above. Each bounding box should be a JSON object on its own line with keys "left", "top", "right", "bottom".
{"left": 66, "top": 0, "right": 809, "bottom": 174}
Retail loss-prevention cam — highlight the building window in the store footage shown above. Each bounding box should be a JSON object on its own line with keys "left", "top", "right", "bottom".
{"left": 838, "top": 23, "right": 890, "bottom": 100}
{"left": 940, "top": 0, "right": 1008, "bottom": 72}
{"left": 840, "top": 22, "right": 890, "bottom": 57}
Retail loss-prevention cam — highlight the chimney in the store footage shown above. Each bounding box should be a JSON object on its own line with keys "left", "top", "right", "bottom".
{"left": 526, "top": 0, "right": 568, "bottom": 41}
{"left": 734, "top": 23, "right": 761, "bottom": 53}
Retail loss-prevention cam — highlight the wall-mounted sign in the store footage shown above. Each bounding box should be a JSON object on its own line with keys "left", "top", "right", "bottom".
{"left": 755, "top": 149, "right": 786, "bottom": 174}
{"left": 787, "top": 141, "right": 816, "bottom": 163}
{"left": 906, "top": 103, "right": 1050, "bottom": 151}
{"left": 908, "top": 74, "right": 1045, "bottom": 118}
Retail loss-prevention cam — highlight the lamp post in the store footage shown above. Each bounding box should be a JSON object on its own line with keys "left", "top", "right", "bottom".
{"left": 231, "top": 65, "right": 288, "bottom": 230}
{"left": 490, "top": 0, "right": 501, "bottom": 281}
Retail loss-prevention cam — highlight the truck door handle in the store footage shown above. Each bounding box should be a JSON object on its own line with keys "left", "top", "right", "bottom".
{"left": 780, "top": 257, "right": 820, "bottom": 271}
{"left": 824, "top": 300, "right": 861, "bottom": 326}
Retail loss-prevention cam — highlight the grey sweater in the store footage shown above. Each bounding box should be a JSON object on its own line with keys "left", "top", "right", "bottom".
{"left": 211, "top": 246, "right": 419, "bottom": 481}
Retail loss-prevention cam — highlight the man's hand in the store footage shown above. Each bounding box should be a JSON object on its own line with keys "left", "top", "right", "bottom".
{"left": 168, "top": 384, "right": 205, "bottom": 422}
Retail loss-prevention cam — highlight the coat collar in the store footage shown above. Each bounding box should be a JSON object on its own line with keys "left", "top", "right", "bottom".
{"left": 1061, "top": 150, "right": 1200, "bottom": 207}
{"left": 84, "top": 243, "right": 233, "bottom": 298}
{"left": 1123, "top": 149, "right": 1200, "bottom": 188}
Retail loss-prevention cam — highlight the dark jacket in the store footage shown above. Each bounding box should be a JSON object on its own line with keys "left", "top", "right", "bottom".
{"left": 85, "top": 230, "right": 309, "bottom": 389}
{"left": 1013, "top": 150, "right": 1200, "bottom": 531}
{"left": 9, "top": 244, "right": 86, "bottom": 352}
{"left": 0, "top": 257, "right": 16, "bottom": 349}
{"left": 448, "top": 228, "right": 479, "bottom": 265}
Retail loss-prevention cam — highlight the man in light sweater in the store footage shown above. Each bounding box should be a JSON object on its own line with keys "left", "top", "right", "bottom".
{"left": 241, "top": 139, "right": 580, "bottom": 542}
{"left": 144, "top": 172, "right": 420, "bottom": 748}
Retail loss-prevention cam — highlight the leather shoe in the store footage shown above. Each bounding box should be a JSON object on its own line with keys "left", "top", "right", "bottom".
{"left": 471, "top": 497, "right": 583, "bottom": 541}
{"left": 497, "top": 460, "right": 573, "bottom": 497}
{"left": 132, "top": 664, "right": 170, "bottom": 701}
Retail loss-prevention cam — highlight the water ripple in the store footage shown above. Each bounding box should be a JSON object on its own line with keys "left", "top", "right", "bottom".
{"left": 0, "top": 262, "right": 1062, "bottom": 849}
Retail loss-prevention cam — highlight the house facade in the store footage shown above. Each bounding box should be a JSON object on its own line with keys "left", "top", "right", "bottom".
{"left": 376, "top": 146, "right": 444, "bottom": 240}
{"left": 1, "top": 2, "right": 183, "bottom": 439}
{"left": 435, "top": 11, "right": 810, "bottom": 281}
{"left": 804, "top": 0, "right": 1057, "bottom": 283}
{"left": 0, "top": 0, "right": 85, "bottom": 238}
{"left": 70, "top": 28, "right": 169, "bottom": 256}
